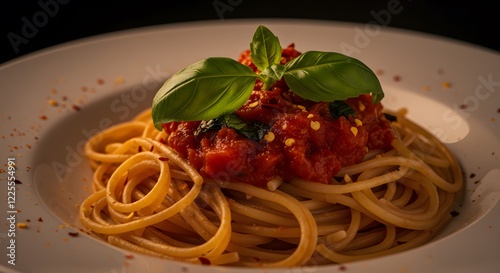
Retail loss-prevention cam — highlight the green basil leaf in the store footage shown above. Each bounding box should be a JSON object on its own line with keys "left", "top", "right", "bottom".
{"left": 260, "top": 63, "right": 286, "bottom": 89}
{"left": 194, "top": 119, "right": 223, "bottom": 136}
{"left": 221, "top": 114, "right": 248, "bottom": 131}
{"left": 250, "top": 25, "right": 282, "bottom": 71}
{"left": 152, "top": 57, "right": 259, "bottom": 130}
{"left": 194, "top": 114, "right": 270, "bottom": 141}
{"left": 221, "top": 114, "right": 270, "bottom": 141}
{"left": 283, "top": 51, "right": 384, "bottom": 103}
{"left": 329, "top": 101, "right": 355, "bottom": 119}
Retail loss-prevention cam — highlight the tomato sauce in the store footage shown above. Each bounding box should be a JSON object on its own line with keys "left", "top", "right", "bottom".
{"left": 163, "top": 44, "right": 394, "bottom": 187}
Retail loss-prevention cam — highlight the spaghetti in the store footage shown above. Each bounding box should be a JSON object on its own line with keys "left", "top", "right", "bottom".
{"left": 79, "top": 106, "right": 463, "bottom": 266}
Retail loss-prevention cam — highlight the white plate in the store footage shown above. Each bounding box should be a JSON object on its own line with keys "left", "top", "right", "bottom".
{"left": 1, "top": 19, "right": 499, "bottom": 273}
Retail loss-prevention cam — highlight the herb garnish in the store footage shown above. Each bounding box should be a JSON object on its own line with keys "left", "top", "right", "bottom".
{"left": 194, "top": 114, "right": 270, "bottom": 141}
{"left": 329, "top": 101, "right": 355, "bottom": 119}
{"left": 152, "top": 25, "right": 384, "bottom": 130}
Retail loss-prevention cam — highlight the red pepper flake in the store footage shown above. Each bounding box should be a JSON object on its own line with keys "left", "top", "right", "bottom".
{"left": 138, "top": 146, "right": 143, "bottom": 152}
{"left": 198, "top": 257, "right": 211, "bottom": 265}
{"left": 474, "top": 180, "right": 481, "bottom": 184}
{"left": 39, "top": 115, "right": 48, "bottom": 120}
{"left": 68, "top": 232, "right": 79, "bottom": 237}
{"left": 159, "top": 138, "right": 167, "bottom": 144}
{"left": 458, "top": 104, "right": 468, "bottom": 109}
{"left": 393, "top": 75, "right": 401, "bottom": 82}
{"left": 114, "top": 77, "right": 125, "bottom": 85}
{"left": 38, "top": 217, "right": 43, "bottom": 222}
{"left": 97, "top": 78, "right": 105, "bottom": 85}
{"left": 158, "top": 157, "right": 168, "bottom": 161}
{"left": 125, "top": 254, "right": 134, "bottom": 259}
{"left": 497, "top": 108, "right": 500, "bottom": 113}
{"left": 150, "top": 145, "right": 154, "bottom": 152}
{"left": 339, "top": 265, "right": 347, "bottom": 271}
{"left": 441, "top": 81, "right": 452, "bottom": 89}
{"left": 72, "top": 105, "right": 81, "bottom": 111}
{"left": 15, "top": 179, "right": 22, "bottom": 184}
{"left": 48, "top": 99, "right": 58, "bottom": 106}
{"left": 469, "top": 173, "right": 476, "bottom": 179}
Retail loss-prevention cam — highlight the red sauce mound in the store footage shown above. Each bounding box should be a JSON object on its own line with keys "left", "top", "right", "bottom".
{"left": 163, "top": 44, "right": 394, "bottom": 187}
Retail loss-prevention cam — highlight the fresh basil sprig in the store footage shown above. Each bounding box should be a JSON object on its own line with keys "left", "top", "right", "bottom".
{"left": 152, "top": 25, "right": 384, "bottom": 130}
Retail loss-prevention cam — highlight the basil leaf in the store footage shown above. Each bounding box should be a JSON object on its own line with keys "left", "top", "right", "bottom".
{"left": 221, "top": 114, "right": 270, "bottom": 141}
{"left": 195, "top": 114, "right": 270, "bottom": 141}
{"left": 250, "top": 25, "right": 282, "bottom": 72}
{"left": 329, "top": 101, "right": 355, "bottom": 119}
{"left": 152, "top": 57, "right": 259, "bottom": 130}
{"left": 283, "top": 51, "right": 384, "bottom": 103}
{"left": 260, "top": 63, "right": 286, "bottom": 89}
{"left": 194, "top": 119, "right": 223, "bottom": 136}
{"left": 221, "top": 114, "right": 248, "bottom": 132}
{"left": 250, "top": 122, "right": 271, "bottom": 141}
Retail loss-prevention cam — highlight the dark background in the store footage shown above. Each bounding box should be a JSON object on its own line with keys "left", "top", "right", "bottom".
{"left": 1, "top": 0, "right": 499, "bottom": 64}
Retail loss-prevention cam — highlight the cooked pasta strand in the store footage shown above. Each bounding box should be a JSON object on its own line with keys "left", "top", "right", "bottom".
{"left": 78, "top": 108, "right": 463, "bottom": 267}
